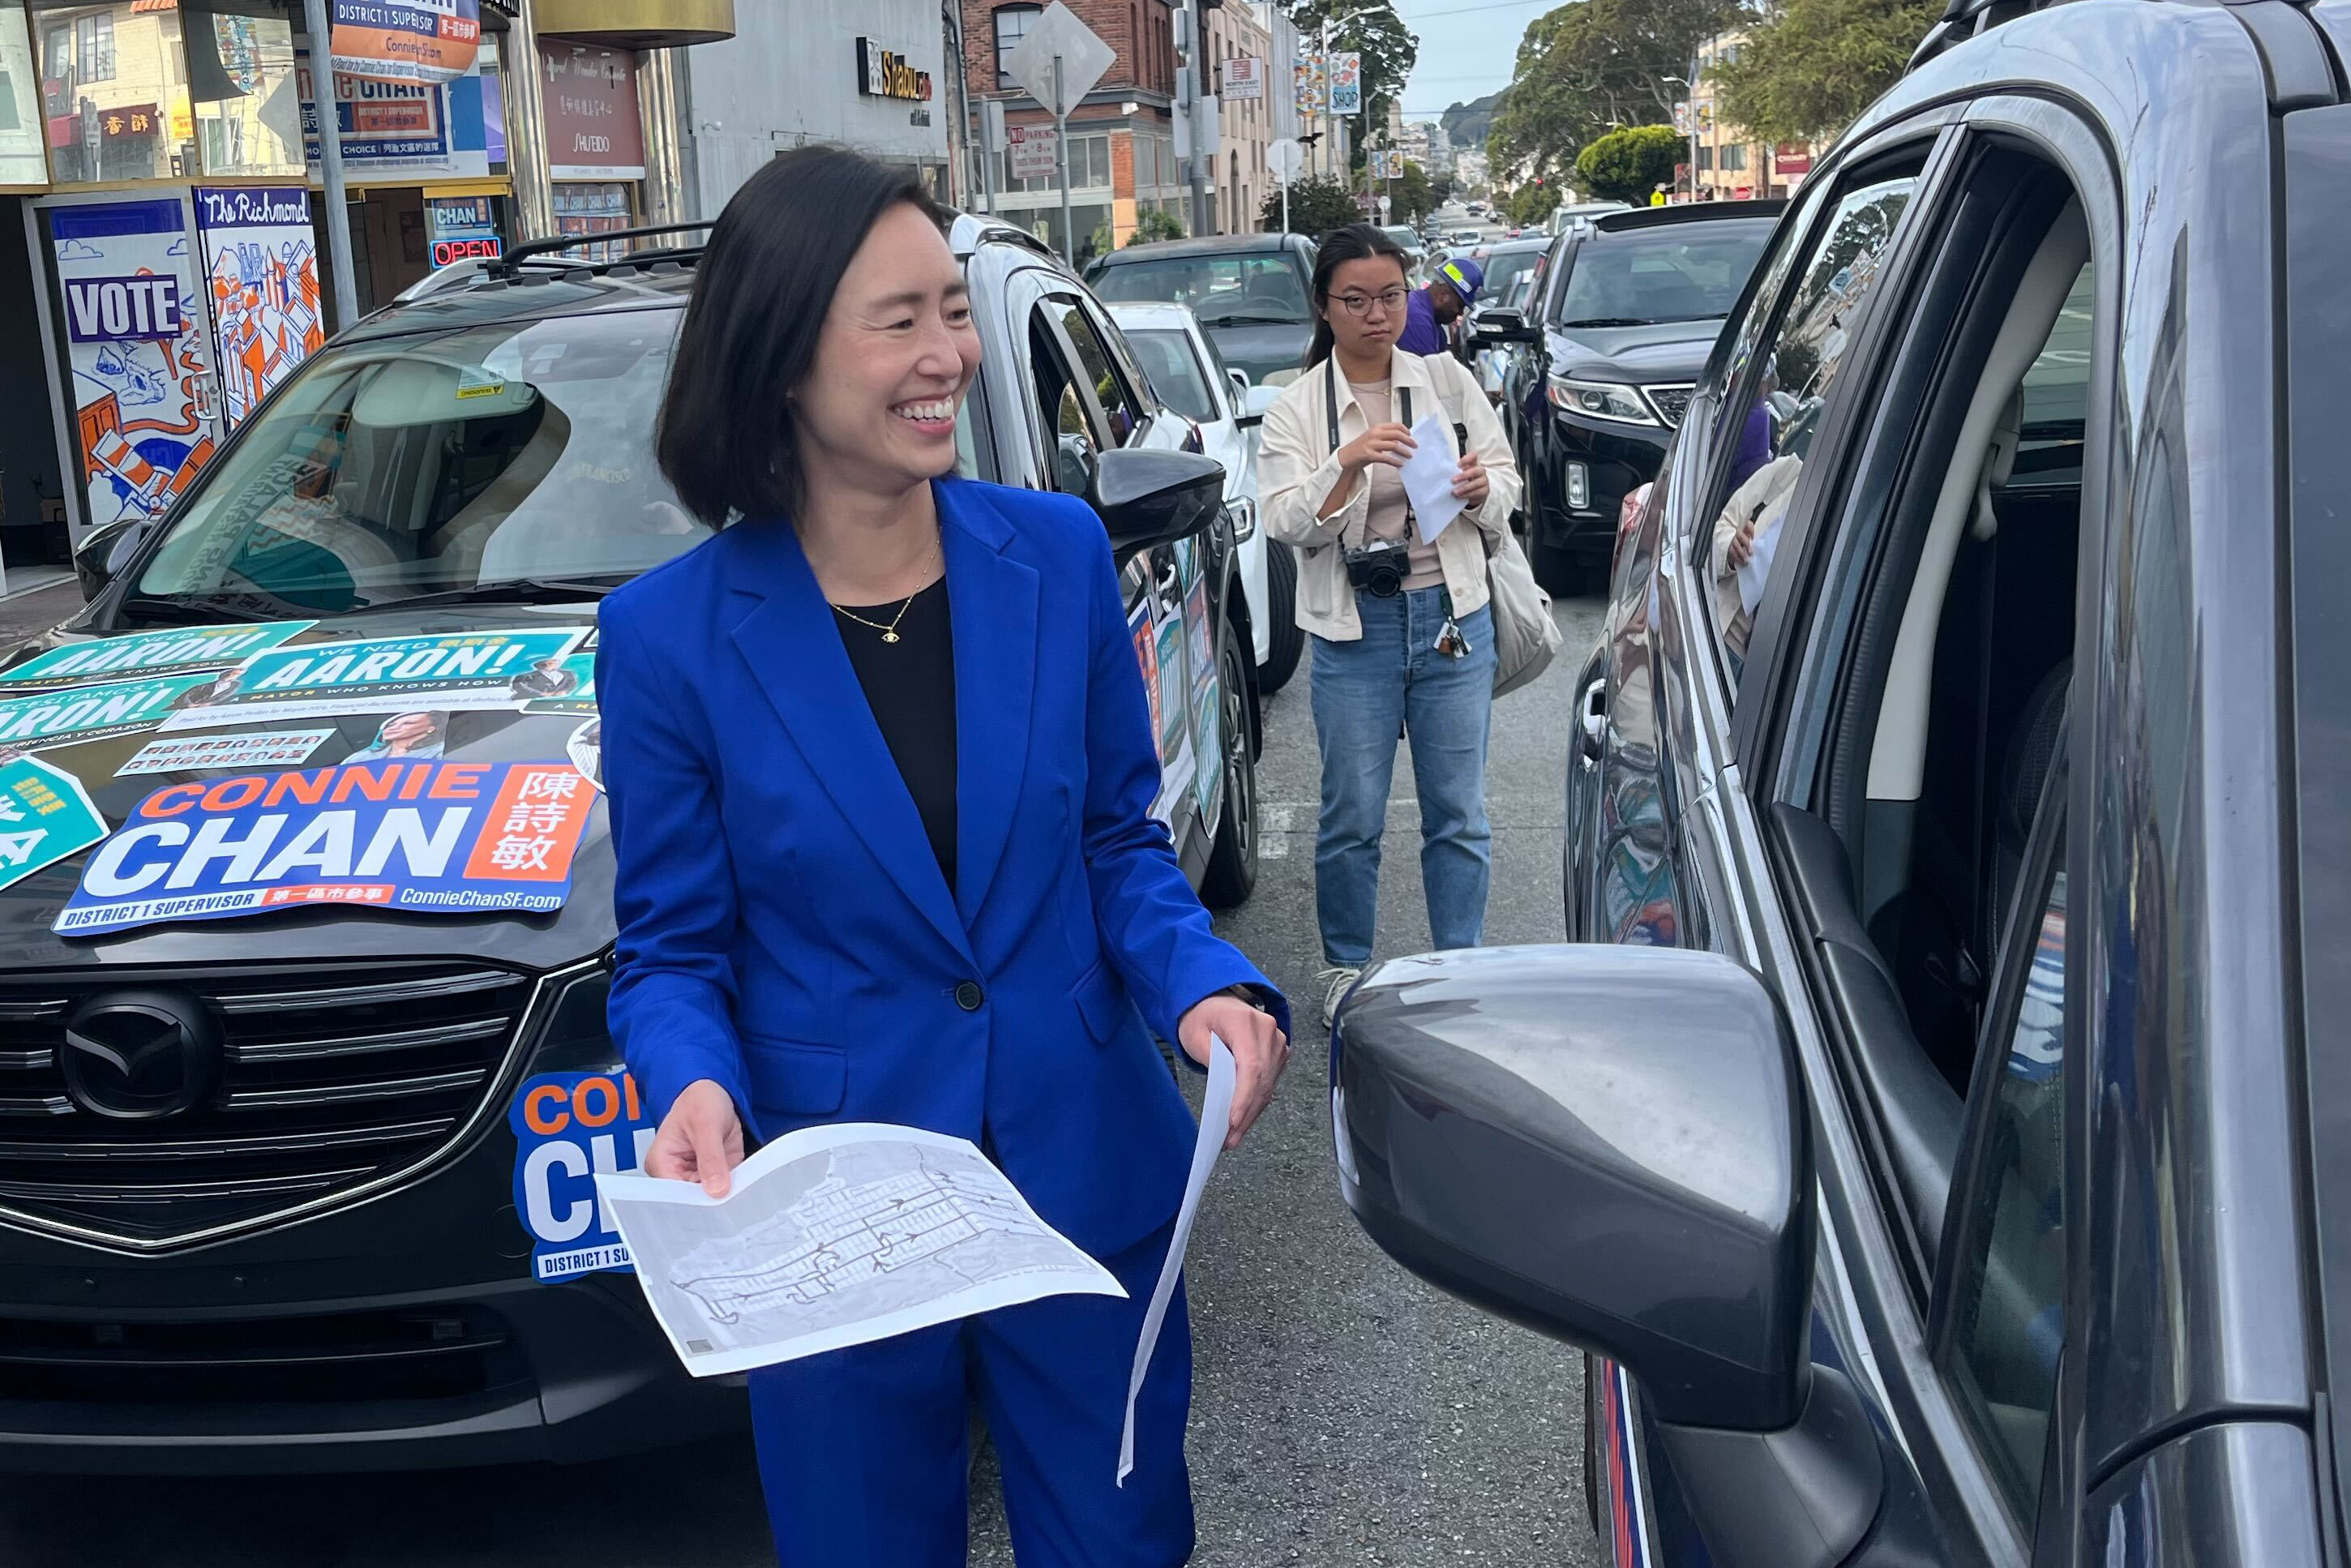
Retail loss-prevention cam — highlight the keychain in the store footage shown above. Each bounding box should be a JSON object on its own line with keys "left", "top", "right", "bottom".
{"left": 1436, "top": 613, "right": 1470, "bottom": 658}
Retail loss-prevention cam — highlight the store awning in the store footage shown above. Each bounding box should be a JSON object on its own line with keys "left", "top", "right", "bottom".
{"left": 535, "top": 0, "right": 733, "bottom": 48}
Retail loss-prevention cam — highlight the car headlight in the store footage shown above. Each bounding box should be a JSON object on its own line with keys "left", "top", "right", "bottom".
{"left": 1227, "top": 496, "right": 1257, "bottom": 542}
{"left": 1548, "top": 375, "right": 1659, "bottom": 426}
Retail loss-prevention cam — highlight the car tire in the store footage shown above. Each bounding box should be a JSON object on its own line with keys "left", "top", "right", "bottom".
{"left": 1201, "top": 624, "right": 1259, "bottom": 910}
{"left": 1258, "top": 540, "right": 1304, "bottom": 695}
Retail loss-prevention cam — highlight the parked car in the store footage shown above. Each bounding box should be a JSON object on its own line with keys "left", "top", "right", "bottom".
{"left": 1108, "top": 300, "right": 1304, "bottom": 695}
{"left": 1481, "top": 201, "right": 1780, "bottom": 590}
{"left": 1336, "top": 0, "right": 2351, "bottom": 1562}
{"left": 1378, "top": 224, "right": 1428, "bottom": 280}
{"left": 1084, "top": 232, "right": 1318, "bottom": 388}
{"left": 0, "top": 210, "right": 1260, "bottom": 1474}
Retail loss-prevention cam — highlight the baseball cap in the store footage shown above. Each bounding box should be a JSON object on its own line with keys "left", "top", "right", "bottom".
{"left": 1435, "top": 257, "right": 1483, "bottom": 305}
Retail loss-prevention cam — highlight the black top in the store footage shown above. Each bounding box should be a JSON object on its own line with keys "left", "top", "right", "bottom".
{"left": 833, "top": 576, "right": 957, "bottom": 893}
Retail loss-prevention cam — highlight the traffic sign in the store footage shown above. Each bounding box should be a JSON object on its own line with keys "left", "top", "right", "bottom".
{"left": 1008, "top": 125, "right": 1058, "bottom": 179}
{"left": 1004, "top": 2, "right": 1115, "bottom": 115}
{"left": 1270, "top": 136, "right": 1303, "bottom": 181}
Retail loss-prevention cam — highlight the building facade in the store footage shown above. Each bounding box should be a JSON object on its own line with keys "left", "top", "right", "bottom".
{"left": 1686, "top": 32, "right": 1811, "bottom": 202}
{"left": 1206, "top": 0, "right": 1271, "bottom": 233}
{"left": 959, "top": 0, "right": 1184, "bottom": 259}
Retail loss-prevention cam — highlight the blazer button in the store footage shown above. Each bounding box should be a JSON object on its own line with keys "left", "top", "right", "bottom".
{"left": 954, "top": 981, "right": 985, "bottom": 1012}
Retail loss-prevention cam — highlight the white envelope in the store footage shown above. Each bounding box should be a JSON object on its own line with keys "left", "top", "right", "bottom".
{"left": 1398, "top": 413, "right": 1466, "bottom": 545}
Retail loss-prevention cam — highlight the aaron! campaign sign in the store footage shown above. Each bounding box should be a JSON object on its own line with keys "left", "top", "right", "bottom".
{"left": 55, "top": 758, "right": 594, "bottom": 936}
{"left": 158, "top": 627, "right": 589, "bottom": 729}
{"left": 0, "top": 622, "right": 316, "bottom": 692}
{"left": 0, "top": 674, "right": 220, "bottom": 753}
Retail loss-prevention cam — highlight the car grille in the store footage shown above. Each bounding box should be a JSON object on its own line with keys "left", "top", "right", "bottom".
{"left": 1644, "top": 384, "right": 1695, "bottom": 428}
{"left": 0, "top": 963, "right": 536, "bottom": 1249}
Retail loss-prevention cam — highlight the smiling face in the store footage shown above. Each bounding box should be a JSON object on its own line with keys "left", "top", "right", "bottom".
{"left": 1320, "top": 253, "right": 1412, "bottom": 363}
{"left": 790, "top": 202, "right": 981, "bottom": 499}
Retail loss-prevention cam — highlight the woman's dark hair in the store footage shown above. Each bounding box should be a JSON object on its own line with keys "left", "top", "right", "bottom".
{"left": 657, "top": 146, "right": 947, "bottom": 524}
{"left": 1304, "top": 222, "right": 1412, "bottom": 369}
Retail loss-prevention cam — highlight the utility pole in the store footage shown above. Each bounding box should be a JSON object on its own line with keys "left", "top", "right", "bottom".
{"left": 298, "top": 0, "right": 358, "bottom": 332}
{"left": 1179, "top": 0, "right": 1210, "bottom": 236}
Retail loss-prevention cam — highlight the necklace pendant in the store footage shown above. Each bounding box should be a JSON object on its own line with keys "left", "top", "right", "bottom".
{"left": 882, "top": 630, "right": 900, "bottom": 644}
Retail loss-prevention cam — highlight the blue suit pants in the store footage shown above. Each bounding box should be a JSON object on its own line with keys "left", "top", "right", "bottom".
{"left": 748, "top": 1220, "right": 1193, "bottom": 1566}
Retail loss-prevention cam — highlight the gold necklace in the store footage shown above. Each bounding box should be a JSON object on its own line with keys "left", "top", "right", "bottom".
{"left": 829, "top": 538, "right": 940, "bottom": 645}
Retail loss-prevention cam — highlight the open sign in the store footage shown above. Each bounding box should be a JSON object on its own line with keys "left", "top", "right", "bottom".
{"left": 432, "top": 235, "right": 503, "bottom": 268}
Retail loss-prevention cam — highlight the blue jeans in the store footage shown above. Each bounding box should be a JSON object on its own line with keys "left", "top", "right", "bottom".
{"left": 1310, "top": 587, "right": 1495, "bottom": 966}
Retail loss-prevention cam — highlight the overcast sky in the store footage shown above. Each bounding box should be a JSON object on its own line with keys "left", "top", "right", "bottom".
{"left": 1390, "top": 0, "right": 1560, "bottom": 123}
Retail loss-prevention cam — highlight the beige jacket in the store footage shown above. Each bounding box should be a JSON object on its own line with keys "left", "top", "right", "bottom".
{"left": 1258, "top": 349, "right": 1523, "bottom": 640}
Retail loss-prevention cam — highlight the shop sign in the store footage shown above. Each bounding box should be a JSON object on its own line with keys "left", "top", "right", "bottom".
{"left": 48, "top": 200, "right": 219, "bottom": 531}
{"left": 1327, "top": 52, "right": 1360, "bottom": 116}
{"left": 1223, "top": 56, "right": 1264, "bottom": 101}
{"left": 541, "top": 45, "right": 644, "bottom": 181}
{"left": 427, "top": 195, "right": 503, "bottom": 268}
{"left": 194, "top": 188, "right": 324, "bottom": 431}
{"left": 331, "top": 0, "right": 482, "bottom": 88}
{"left": 1774, "top": 144, "right": 1813, "bottom": 178}
{"left": 855, "top": 38, "right": 932, "bottom": 103}
{"left": 296, "top": 49, "right": 491, "bottom": 179}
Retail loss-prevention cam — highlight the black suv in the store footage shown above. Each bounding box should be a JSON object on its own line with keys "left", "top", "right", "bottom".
{"left": 1483, "top": 203, "right": 1780, "bottom": 591}
{"left": 0, "top": 212, "right": 1258, "bottom": 1472}
{"left": 1333, "top": 0, "right": 2351, "bottom": 1562}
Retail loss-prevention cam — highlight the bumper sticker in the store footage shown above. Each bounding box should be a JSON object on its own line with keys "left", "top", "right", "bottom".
{"left": 511, "top": 1068, "right": 655, "bottom": 1281}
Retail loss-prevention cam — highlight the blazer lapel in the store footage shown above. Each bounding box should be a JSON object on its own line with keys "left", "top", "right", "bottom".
{"left": 939, "top": 481, "right": 1038, "bottom": 923}
{"left": 724, "top": 518, "right": 973, "bottom": 963}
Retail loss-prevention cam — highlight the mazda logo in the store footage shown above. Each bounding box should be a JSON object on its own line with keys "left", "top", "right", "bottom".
{"left": 60, "top": 991, "right": 221, "bottom": 1121}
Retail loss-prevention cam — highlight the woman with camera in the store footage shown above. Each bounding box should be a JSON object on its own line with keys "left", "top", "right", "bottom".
{"left": 1258, "top": 225, "right": 1523, "bottom": 1026}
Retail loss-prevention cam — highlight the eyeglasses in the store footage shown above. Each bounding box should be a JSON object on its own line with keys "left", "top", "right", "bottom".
{"left": 1328, "top": 288, "right": 1410, "bottom": 318}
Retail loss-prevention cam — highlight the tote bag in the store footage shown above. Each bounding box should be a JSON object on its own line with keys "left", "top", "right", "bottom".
{"left": 1422, "top": 355, "right": 1562, "bottom": 698}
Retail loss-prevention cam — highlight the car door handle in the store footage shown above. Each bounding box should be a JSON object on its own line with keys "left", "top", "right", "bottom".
{"left": 1577, "top": 679, "right": 1607, "bottom": 762}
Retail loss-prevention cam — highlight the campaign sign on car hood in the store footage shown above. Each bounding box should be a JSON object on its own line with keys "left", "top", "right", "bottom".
{"left": 0, "top": 755, "right": 109, "bottom": 893}
{"left": 158, "top": 628, "right": 589, "bottom": 729}
{"left": 55, "top": 758, "right": 594, "bottom": 936}
{"left": 0, "top": 621, "right": 317, "bottom": 692}
{"left": 510, "top": 1066, "right": 656, "bottom": 1282}
{"left": 0, "top": 673, "right": 221, "bottom": 753}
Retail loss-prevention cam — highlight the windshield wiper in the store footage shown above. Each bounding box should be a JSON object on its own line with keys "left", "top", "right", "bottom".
{"left": 363, "top": 576, "right": 624, "bottom": 610}
{"left": 1196, "top": 311, "right": 1302, "bottom": 327}
{"left": 113, "top": 589, "right": 319, "bottom": 628}
{"left": 1561, "top": 317, "right": 1657, "bottom": 328}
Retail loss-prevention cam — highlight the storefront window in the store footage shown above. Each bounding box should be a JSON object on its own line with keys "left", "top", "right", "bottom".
{"left": 553, "top": 180, "right": 635, "bottom": 261}
{"left": 188, "top": 2, "right": 302, "bottom": 178}
{"left": 33, "top": 0, "right": 197, "bottom": 185}
{"left": 0, "top": 3, "right": 50, "bottom": 186}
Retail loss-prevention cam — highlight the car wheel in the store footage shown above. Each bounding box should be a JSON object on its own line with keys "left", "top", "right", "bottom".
{"left": 1258, "top": 540, "right": 1304, "bottom": 695}
{"left": 1201, "top": 625, "right": 1258, "bottom": 910}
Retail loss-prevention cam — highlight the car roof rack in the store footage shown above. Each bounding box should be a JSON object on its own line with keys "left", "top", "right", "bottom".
{"left": 1908, "top": 0, "right": 2049, "bottom": 71}
{"left": 483, "top": 221, "right": 715, "bottom": 280}
{"left": 1589, "top": 199, "right": 1790, "bottom": 233}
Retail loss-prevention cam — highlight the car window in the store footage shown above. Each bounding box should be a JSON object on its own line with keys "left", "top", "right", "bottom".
{"left": 1943, "top": 838, "right": 2068, "bottom": 1524}
{"left": 2013, "top": 263, "right": 2093, "bottom": 481}
{"left": 1127, "top": 328, "right": 1221, "bottom": 424}
{"left": 1029, "top": 311, "right": 1102, "bottom": 495}
{"left": 1092, "top": 255, "right": 1311, "bottom": 328}
{"left": 1698, "top": 174, "right": 1920, "bottom": 681}
{"left": 1054, "top": 298, "right": 1143, "bottom": 445}
{"left": 1480, "top": 247, "right": 1544, "bottom": 311}
{"left": 1556, "top": 221, "right": 1776, "bottom": 328}
{"left": 135, "top": 312, "right": 707, "bottom": 614}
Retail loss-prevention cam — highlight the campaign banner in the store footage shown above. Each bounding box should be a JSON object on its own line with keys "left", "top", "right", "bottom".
{"left": 0, "top": 623, "right": 316, "bottom": 693}
{"left": 0, "top": 756, "right": 109, "bottom": 895}
{"left": 520, "top": 653, "right": 596, "bottom": 715}
{"left": 0, "top": 674, "right": 220, "bottom": 754}
{"left": 116, "top": 729, "right": 336, "bottom": 778}
{"left": 332, "top": 0, "right": 481, "bottom": 87}
{"left": 566, "top": 718, "right": 602, "bottom": 791}
{"left": 54, "top": 759, "right": 595, "bottom": 937}
{"left": 296, "top": 49, "right": 491, "bottom": 180}
{"left": 158, "top": 628, "right": 591, "bottom": 730}
{"left": 510, "top": 1066, "right": 655, "bottom": 1281}
{"left": 194, "top": 189, "right": 326, "bottom": 431}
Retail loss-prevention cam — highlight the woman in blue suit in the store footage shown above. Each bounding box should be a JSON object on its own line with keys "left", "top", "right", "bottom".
{"left": 597, "top": 148, "right": 1291, "bottom": 1566}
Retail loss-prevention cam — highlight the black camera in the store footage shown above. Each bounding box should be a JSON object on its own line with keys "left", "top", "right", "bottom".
{"left": 1344, "top": 538, "right": 1412, "bottom": 598}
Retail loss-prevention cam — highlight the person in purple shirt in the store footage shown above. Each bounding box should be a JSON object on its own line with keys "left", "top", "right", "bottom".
{"left": 1396, "top": 256, "right": 1483, "bottom": 356}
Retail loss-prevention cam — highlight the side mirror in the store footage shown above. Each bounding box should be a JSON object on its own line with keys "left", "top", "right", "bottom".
{"left": 1333, "top": 945, "right": 1885, "bottom": 1568}
{"left": 1469, "top": 306, "right": 1537, "bottom": 349}
{"left": 1235, "top": 382, "right": 1282, "bottom": 430}
{"left": 1227, "top": 366, "right": 1252, "bottom": 404}
{"left": 1090, "top": 447, "right": 1226, "bottom": 564}
{"left": 75, "top": 515, "right": 151, "bottom": 601}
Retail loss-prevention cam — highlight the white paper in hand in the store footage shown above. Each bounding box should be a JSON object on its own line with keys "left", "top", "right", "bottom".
{"left": 597, "top": 1122, "right": 1124, "bottom": 1377}
{"left": 1119, "top": 1036, "right": 1236, "bottom": 1484}
{"left": 1398, "top": 413, "right": 1466, "bottom": 545}
{"left": 1735, "top": 502, "right": 1787, "bottom": 616}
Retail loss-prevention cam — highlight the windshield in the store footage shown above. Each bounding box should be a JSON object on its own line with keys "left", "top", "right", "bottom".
{"left": 1125, "top": 328, "right": 1220, "bottom": 424}
{"left": 1557, "top": 221, "right": 1775, "bottom": 327}
{"left": 134, "top": 311, "right": 709, "bottom": 615}
{"left": 1482, "top": 248, "right": 1545, "bottom": 308}
{"left": 1091, "top": 255, "right": 1310, "bottom": 326}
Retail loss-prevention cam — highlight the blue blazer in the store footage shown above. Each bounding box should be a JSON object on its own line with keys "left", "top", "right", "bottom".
{"left": 596, "top": 478, "right": 1285, "bottom": 1257}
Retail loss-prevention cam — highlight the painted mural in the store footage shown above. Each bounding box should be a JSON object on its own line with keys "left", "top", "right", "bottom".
{"left": 193, "top": 186, "right": 325, "bottom": 429}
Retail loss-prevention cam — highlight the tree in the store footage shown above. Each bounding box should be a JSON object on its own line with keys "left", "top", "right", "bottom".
{"left": 1488, "top": 0, "right": 1737, "bottom": 185}
{"left": 1276, "top": 0, "right": 1420, "bottom": 141}
{"left": 1575, "top": 124, "right": 1684, "bottom": 202}
{"left": 1387, "top": 161, "right": 1436, "bottom": 224}
{"left": 1500, "top": 182, "right": 1561, "bottom": 228}
{"left": 1713, "top": 0, "right": 1942, "bottom": 144}
{"left": 1129, "top": 208, "right": 1185, "bottom": 246}
{"left": 1261, "top": 175, "right": 1367, "bottom": 237}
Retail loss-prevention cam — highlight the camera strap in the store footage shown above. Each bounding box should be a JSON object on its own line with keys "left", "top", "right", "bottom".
{"left": 1323, "top": 352, "right": 1413, "bottom": 456}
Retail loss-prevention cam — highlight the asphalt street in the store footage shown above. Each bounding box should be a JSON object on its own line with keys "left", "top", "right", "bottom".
{"left": 0, "top": 585, "right": 1610, "bottom": 1568}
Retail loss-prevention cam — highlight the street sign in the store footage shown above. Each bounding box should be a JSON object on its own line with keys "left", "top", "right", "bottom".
{"left": 1223, "top": 55, "right": 1265, "bottom": 101}
{"left": 1008, "top": 124, "right": 1058, "bottom": 179}
{"left": 1004, "top": 1, "right": 1115, "bottom": 114}
{"left": 983, "top": 99, "right": 1007, "bottom": 153}
{"left": 1270, "top": 136, "right": 1304, "bottom": 181}
{"left": 1377, "top": 195, "right": 1391, "bottom": 217}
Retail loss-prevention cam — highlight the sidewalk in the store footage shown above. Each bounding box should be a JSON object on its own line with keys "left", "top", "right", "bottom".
{"left": 0, "top": 579, "right": 87, "bottom": 649}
